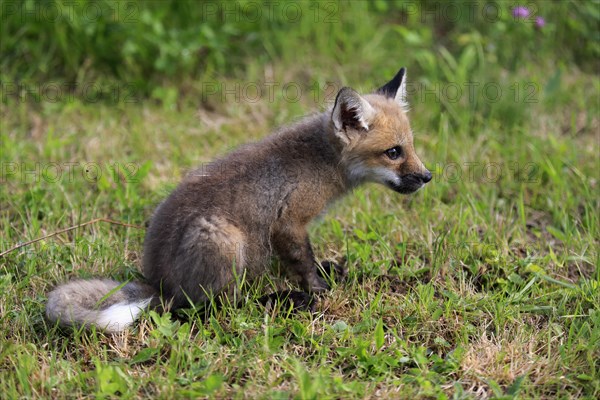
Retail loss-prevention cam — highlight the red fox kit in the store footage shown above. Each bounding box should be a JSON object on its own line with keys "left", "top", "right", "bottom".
{"left": 46, "top": 68, "right": 432, "bottom": 332}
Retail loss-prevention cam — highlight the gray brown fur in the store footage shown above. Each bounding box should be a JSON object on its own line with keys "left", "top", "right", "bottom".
{"left": 45, "top": 68, "right": 432, "bottom": 331}
{"left": 143, "top": 112, "right": 347, "bottom": 308}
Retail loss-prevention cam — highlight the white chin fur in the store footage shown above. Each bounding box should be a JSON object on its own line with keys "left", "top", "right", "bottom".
{"left": 348, "top": 162, "right": 399, "bottom": 186}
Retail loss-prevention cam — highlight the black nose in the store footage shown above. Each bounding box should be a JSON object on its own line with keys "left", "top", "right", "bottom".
{"left": 421, "top": 170, "right": 432, "bottom": 183}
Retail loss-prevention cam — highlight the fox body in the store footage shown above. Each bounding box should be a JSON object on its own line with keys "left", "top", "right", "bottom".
{"left": 46, "top": 68, "right": 432, "bottom": 332}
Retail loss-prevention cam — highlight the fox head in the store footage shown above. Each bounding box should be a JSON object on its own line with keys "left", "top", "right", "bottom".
{"left": 331, "top": 68, "right": 432, "bottom": 194}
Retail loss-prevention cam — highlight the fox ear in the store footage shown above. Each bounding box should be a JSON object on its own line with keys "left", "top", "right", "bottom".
{"left": 377, "top": 67, "right": 408, "bottom": 110}
{"left": 332, "top": 87, "right": 375, "bottom": 135}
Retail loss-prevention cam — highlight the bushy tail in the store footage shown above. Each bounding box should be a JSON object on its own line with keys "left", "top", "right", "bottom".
{"left": 46, "top": 279, "right": 157, "bottom": 333}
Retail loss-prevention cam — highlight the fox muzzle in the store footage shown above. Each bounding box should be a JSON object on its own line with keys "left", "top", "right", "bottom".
{"left": 389, "top": 170, "right": 432, "bottom": 194}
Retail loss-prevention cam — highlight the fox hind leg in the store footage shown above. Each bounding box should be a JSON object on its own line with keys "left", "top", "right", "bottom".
{"left": 170, "top": 216, "right": 248, "bottom": 307}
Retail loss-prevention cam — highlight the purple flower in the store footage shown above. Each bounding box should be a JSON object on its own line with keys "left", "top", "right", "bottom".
{"left": 535, "top": 16, "right": 546, "bottom": 28}
{"left": 512, "top": 6, "right": 530, "bottom": 19}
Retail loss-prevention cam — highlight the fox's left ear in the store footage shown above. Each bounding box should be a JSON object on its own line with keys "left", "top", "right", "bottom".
{"left": 377, "top": 67, "right": 408, "bottom": 110}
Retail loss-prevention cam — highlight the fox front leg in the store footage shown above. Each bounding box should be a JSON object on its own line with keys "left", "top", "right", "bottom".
{"left": 272, "top": 226, "right": 329, "bottom": 293}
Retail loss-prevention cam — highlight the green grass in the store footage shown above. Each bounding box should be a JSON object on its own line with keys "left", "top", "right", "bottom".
{"left": 1, "top": 1, "right": 599, "bottom": 399}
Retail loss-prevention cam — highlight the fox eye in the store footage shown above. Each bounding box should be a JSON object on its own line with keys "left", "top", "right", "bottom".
{"left": 385, "top": 146, "right": 404, "bottom": 160}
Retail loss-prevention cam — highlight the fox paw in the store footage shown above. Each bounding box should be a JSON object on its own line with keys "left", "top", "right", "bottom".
{"left": 317, "top": 259, "right": 348, "bottom": 286}
{"left": 258, "top": 290, "right": 316, "bottom": 313}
